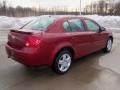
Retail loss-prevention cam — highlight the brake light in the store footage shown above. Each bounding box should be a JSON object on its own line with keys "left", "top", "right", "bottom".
{"left": 25, "top": 36, "right": 41, "bottom": 47}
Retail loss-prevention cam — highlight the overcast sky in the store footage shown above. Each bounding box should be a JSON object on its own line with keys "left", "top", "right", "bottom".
{"left": 1, "top": 0, "right": 118, "bottom": 11}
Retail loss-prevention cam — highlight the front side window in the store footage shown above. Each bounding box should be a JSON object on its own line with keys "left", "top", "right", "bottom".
{"left": 84, "top": 20, "right": 100, "bottom": 32}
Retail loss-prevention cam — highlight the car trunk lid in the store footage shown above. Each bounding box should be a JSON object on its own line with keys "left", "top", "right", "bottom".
{"left": 8, "top": 29, "right": 41, "bottom": 49}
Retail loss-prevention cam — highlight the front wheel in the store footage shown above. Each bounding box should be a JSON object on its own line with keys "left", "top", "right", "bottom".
{"left": 52, "top": 50, "right": 72, "bottom": 74}
{"left": 103, "top": 38, "right": 113, "bottom": 52}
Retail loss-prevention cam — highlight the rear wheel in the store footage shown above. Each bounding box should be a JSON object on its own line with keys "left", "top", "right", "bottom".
{"left": 103, "top": 38, "right": 113, "bottom": 52}
{"left": 52, "top": 50, "right": 72, "bottom": 74}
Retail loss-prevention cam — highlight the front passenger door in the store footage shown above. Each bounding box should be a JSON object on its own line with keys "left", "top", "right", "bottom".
{"left": 84, "top": 19, "right": 108, "bottom": 52}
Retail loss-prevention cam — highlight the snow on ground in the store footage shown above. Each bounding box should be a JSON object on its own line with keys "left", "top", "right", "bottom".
{"left": 0, "top": 16, "right": 37, "bottom": 29}
{"left": 83, "top": 15, "right": 120, "bottom": 28}
{"left": 0, "top": 15, "right": 120, "bottom": 29}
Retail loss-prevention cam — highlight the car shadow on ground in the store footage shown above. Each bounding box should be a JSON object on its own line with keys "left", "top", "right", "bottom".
{"left": 24, "top": 50, "right": 105, "bottom": 74}
{"left": 21, "top": 50, "right": 108, "bottom": 82}
{"left": 2, "top": 50, "right": 119, "bottom": 90}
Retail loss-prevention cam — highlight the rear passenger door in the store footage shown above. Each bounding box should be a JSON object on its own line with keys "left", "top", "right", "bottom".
{"left": 63, "top": 19, "right": 93, "bottom": 58}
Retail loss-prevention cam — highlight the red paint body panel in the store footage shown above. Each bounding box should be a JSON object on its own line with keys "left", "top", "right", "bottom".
{"left": 5, "top": 16, "right": 113, "bottom": 66}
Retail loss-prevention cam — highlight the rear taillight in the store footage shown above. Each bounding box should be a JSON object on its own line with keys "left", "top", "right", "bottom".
{"left": 25, "top": 36, "right": 41, "bottom": 47}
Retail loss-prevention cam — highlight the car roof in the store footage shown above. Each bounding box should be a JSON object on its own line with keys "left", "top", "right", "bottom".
{"left": 37, "top": 15, "right": 88, "bottom": 21}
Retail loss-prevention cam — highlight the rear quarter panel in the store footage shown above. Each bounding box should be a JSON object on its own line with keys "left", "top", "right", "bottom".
{"left": 40, "top": 32, "right": 74, "bottom": 65}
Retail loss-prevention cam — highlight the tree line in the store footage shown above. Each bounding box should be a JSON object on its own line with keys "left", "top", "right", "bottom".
{"left": 0, "top": 0, "right": 120, "bottom": 17}
{"left": 0, "top": 1, "right": 80, "bottom": 17}
{"left": 84, "top": 0, "right": 120, "bottom": 15}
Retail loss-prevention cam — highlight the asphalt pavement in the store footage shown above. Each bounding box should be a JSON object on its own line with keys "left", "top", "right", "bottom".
{"left": 0, "top": 29, "right": 120, "bottom": 90}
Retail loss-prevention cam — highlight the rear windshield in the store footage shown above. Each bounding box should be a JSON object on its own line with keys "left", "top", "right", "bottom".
{"left": 23, "top": 17, "right": 55, "bottom": 31}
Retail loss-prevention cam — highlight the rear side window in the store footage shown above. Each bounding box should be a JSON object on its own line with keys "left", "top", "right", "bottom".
{"left": 84, "top": 20, "right": 100, "bottom": 32}
{"left": 63, "top": 21, "right": 71, "bottom": 32}
{"left": 68, "top": 19, "right": 84, "bottom": 32}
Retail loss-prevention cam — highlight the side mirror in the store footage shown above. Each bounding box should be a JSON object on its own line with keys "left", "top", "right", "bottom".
{"left": 99, "top": 27, "right": 106, "bottom": 32}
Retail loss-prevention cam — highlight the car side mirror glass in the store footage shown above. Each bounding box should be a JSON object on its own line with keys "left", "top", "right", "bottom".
{"left": 99, "top": 27, "right": 106, "bottom": 32}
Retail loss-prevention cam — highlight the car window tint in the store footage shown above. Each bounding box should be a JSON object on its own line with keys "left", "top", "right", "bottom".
{"left": 68, "top": 19, "right": 84, "bottom": 32}
{"left": 85, "top": 20, "right": 99, "bottom": 32}
{"left": 63, "top": 21, "right": 71, "bottom": 32}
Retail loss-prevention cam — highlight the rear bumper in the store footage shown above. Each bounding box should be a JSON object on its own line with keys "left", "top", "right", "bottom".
{"left": 5, "top": 44, "right": 51, "bottom": 66}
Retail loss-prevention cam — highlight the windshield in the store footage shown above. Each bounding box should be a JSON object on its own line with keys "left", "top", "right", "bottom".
{"left": 22, "top": 17, "right": 55, "bottom": 31}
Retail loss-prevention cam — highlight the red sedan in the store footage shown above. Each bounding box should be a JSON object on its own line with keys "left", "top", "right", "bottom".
{"left": 6, "top": 16, "right": 113, "bottom": 74}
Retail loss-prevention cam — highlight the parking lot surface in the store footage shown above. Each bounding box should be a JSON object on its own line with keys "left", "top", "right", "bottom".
{"left": 0, "top": 29, "right": 120, "bottom": 90}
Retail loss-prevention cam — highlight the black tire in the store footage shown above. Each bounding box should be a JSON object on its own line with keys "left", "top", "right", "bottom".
{"left": 52, "top": 50, "right": 72, "bottom": 75}
{"left": 103, "top": 38, "right": 113, "bottom": 53}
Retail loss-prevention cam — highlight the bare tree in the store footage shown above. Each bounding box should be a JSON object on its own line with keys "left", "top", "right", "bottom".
{"left": 1, "top": 0, "right": 7, "bottom": 15}
{"left": 114, "top": 2, "right": 120, "bottom": 15}
{"left": 98, "top": 0, "right": 105, "bottom": 15}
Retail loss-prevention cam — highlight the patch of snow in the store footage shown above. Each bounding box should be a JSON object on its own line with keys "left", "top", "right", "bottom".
{"left": 83, "top": 15, "right": 120, "bottom": 28}
{"left": 0, "top": 15, "right": 120, "bottom": 29}
{"left": 0, "top": 16, "right": 37, "bottom": 29}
